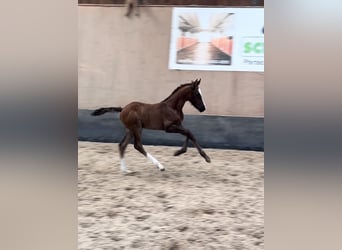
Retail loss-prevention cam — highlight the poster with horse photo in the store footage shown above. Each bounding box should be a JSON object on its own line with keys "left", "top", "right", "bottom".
{"left": 169, "top": 8, "right": 264, "bottom": 72}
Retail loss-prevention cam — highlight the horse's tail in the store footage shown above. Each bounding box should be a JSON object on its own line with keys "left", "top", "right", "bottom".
{"left": 91, "top": 107, "right": 123, "bottom": 116}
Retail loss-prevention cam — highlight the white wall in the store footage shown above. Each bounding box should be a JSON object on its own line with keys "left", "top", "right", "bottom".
{"left": 78, "top": 6, "right": 264, "bottom": 117}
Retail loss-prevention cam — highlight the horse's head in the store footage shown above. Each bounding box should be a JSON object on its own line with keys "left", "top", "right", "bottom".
{"left": 189, "top": 78, "right": 206, "bottom": 112}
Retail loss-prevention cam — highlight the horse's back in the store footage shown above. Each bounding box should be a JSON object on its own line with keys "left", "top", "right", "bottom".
{"left": 122, "top": 101, "right": 146, "bottom": 111}
{"left": 120, "top": 102, "right": 166, "bottom": 130}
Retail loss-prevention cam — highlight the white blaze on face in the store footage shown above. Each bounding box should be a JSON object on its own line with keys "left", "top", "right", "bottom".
{"left": 198, "top": 88, "right": 207, "bottom": 109}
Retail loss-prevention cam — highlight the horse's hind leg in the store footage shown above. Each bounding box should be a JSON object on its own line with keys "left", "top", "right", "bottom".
{"left": 133, "top": 0, "right": 140, "bottom": 16}
{"left": 125, "top": 0, "right": 133, "bottom": 17}
{"left": 119, "top": 130, "right": 132, "bottom": 172}
{"left": 132, "top": 127, "right": 165, "bottom": 171}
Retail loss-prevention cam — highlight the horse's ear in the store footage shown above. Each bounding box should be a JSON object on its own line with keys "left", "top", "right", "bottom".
{"left": 192, "top": 79, "right": 198, "bottom": 89}
{"left": 195, "top": 78, "right": 201, "bottom": 87}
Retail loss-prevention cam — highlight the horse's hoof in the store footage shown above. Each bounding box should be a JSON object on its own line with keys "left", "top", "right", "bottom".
{"left": 123, "top": 170, "right": 136, "bottom": 176}
{"left": 205, "top": 156, "right": 211, "bottom": 163}
{"left": 174, "top": 150, "right": 185, "bottom": 156}
{"left": 160, "top": 168, "right": 165, "bottom": 171}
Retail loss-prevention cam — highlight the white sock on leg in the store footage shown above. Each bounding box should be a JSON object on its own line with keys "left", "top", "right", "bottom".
{"left": 146, "top": 153, "right": 165, "bottom": 170}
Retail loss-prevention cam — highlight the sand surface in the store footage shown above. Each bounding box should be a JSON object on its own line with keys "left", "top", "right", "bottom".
{"left": 78, "top": 141, "right": 264, "bottom": 250}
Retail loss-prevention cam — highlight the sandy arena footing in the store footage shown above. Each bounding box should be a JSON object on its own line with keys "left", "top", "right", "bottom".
{"left": 78, "top": 141, "right": 264, "bottom": 250}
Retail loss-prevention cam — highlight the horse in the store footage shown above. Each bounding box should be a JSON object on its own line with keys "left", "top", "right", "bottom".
{"left": 91, "top": 78, "right": 211, "bottom": 173}
{"left": 124, "top": 0, "right": 139, "bottom": 17}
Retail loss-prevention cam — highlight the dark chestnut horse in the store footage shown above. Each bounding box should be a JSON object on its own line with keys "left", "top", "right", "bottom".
{"left": 91, "top": 79, "right": 210, "bottom": 172}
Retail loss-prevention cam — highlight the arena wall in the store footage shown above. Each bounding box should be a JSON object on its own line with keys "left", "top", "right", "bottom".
{"left": 78, "top": 6, "right": 264, "bottom": 150}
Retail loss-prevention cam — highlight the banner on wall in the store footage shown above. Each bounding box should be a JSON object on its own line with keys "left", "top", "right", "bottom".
{"left": 168, "top": 7, "right": 264, "bottom": 72}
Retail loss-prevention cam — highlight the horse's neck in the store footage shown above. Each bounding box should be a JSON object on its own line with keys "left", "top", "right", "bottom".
{"left": 164, "top": 88, "right": 189, "bottom": 112}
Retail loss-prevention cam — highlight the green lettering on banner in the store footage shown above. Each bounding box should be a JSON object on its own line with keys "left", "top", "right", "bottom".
{"left": 244, "top": 42, "right": 252, "bottom": 53}
{"left": 254, "top": 42, "right": 264, "bottom": 53}
{"left": 244, "top": 42, "right": 264, "bottom": 54}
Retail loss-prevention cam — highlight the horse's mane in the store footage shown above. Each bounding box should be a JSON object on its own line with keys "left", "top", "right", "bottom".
{"left": 161, "top": 83, "right": 192, "bottom": 102}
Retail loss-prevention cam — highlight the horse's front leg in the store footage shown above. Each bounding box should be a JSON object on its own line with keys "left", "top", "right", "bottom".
{"left": 174, "top": 137, "right": 189, "bottom": 156}
{"left": 166, "top": 124, "right": 211, "bottom": 163}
